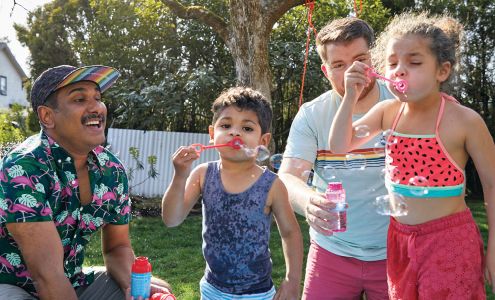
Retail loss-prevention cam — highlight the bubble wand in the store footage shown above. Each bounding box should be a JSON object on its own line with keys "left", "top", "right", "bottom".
{"left": 191, "top": 137, "right": 243, "bottom": 154}
{"left": 366, "top": 68, "right": 408, "bottom": 93}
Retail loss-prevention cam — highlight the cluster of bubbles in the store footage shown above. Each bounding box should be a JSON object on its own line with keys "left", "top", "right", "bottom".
{"left": 373, "top": 169, "right": 432, "bottom": 217}
{"left": 374, "top": 169, "right": 434, "bottom": 216}
{"left": 239, "top": 146, "right": 316, "bottom": 187}
{"left": 242, "top": 124, "right": 437, "bottom": 217}
{"left": 237, "top": 144, "right": 272, "bottom": 163}
{"left": 354, "top": 125, "right": 415, "bottom": 216}
{"left": 355, "top": 126, "right": 400, "bottom": 151}
{"left": 324, "top": 125, "right": 433, "bottom": 216}
{"left": 237, "top": 145, "right": 285, "bottom": 171}
{"left": 240, "top": 146, "right": 315, "bottom": 189}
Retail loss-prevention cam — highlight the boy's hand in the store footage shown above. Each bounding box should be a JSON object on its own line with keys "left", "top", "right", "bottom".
{"left": 172, "top": 146, "right": 199, "bottom": 178}
{"left": 274, "top": 278, "right": 300, "bottom": 300}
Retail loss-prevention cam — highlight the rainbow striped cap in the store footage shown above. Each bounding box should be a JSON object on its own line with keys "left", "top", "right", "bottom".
{"left": 31, "top": 65, "right": 120, "bottom": 112}
{"left": 54, "top": 65, "right": 119, "bottom": 92}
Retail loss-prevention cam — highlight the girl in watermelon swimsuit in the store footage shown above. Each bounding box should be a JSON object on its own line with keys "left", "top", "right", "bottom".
{"left": 328, "top": 12, "right": 495, "bottom": 299}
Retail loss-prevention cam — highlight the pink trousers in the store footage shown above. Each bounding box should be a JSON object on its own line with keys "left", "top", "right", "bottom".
{"left": 302, "top": 241, "right": 388, "bottom": 300}
{"left": 387, "top": 209, "right": 485, "bottom": 299}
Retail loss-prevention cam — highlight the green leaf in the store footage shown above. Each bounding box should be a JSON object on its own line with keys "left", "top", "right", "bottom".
{"left": 17, "top": 194, "right": 37, "bottom": 208}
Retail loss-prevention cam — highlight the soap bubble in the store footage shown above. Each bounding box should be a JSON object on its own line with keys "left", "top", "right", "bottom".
{"left": 382, "top": 129, "right": 393, "bottom": 139}
{"left": 386, "top": 166, "right": 401, "bottom": 183}
{"left": 380, "top": 168, "right": 388, "bottom": 180}
{"left": 408, "top": 176, "right": 429, "bottom": 196}
{"left": 320, "top": 165, "right": 336, "bottom": 181}
{"left": 256, "top": 145, "right": 271, "bottom": 162}
{"left": 387, "top": 138, "right": 398, "bottom": 147}
{"left": 240, "top": 145, "right": 271, "bottom": 161}
{"left": 380, "top": 129, "right": 398, "bottom": 147}
{"left": 408, "top": 176, "right": 428, "bottom": 186}
{"left": 269, "top": 154, "right": 283, "bottom": 169}
{"left": 315, "top": 165, "right": 337, "bottom": 182}
{"left": 354, "top": 125, "right": 371, "bottom": 138}
{"left": 241, "top": 146, "right": 257, "bottom": 158}
{"left": 373, "top": 194, "right": 408, "bottom": 216}
{"left": 374, "top": 195, "right": 392, "bottom": 215}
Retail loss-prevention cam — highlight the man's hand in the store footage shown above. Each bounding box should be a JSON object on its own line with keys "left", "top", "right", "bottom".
{"left": 305, "top": 193, "right": 340, "bottom": 236}
{"left": 125, "top": 280, "right": 173, "bottom": 300}
{"left": 150, "top": 277, "right": 172, "bottom": 295}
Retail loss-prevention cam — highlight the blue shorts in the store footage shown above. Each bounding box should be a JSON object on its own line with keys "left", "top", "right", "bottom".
{"left": 200, "top": 277, "right": 276, "bottom": 300}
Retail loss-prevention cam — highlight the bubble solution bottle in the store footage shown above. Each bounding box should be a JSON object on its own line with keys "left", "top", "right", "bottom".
{"left": 131, "top": 257, "right": 152, "bottom": 299}
{"left": 325, "top": 182, "right": 347, "bottom": 232}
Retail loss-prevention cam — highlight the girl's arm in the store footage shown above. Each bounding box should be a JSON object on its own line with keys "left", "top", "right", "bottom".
{"left": 465, "top": 111, "right": 495, "bottom": 291}
{"left": 328, "top": 61, "right": 387, "bottom": 153}
{"left": 270, "top": 178, "right": 304, "bottom": 300}
{"left": 161, "top": 146, "right": 203, "bottom": 227}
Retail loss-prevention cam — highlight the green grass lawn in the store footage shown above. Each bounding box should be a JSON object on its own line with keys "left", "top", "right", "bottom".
{"left": 84, "top": 201, "right": 493, "bottom": 299}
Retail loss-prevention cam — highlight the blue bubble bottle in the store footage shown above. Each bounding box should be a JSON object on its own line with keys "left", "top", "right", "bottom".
{"left": 131, "top": 256, "right": 152, "bottom": 299}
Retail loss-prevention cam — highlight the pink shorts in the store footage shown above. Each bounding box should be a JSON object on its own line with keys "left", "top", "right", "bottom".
{"left": 302, "top": 241, "right": 388, "bottom": 300}
{"left": 387, "top": 209, "right": 485, "bottom": 300}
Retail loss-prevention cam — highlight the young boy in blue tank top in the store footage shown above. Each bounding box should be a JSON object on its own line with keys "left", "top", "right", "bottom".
{"left": 162, "top": 87, "right": 303, "bottom": 299}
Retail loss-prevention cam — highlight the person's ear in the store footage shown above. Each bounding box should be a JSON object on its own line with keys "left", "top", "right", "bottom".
{"left": 321, "top": 64, "right": 329, "bottom": 78}
{"left": 260, "top": 132, "right": 271, "bottom": 147}
{"left": 437, "top": 61, "right": 452, "bottom": 83}
{"left": 37, "top": 106, "right": 55, "bottom": 129}
{"left": 208, "top": 125, "right": 214, "bottom": 143}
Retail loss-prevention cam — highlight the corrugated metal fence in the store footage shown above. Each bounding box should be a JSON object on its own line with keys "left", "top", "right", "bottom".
{"left": 107, "top": 128, "right": 219, "bottom": 197}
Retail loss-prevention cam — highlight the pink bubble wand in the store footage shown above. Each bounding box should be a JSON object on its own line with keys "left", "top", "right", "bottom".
{"left": 191, "top": 137, "right": 244, "bottom": 154}
{"left": 366, "top": 68, "right": 408, "bottom": 93}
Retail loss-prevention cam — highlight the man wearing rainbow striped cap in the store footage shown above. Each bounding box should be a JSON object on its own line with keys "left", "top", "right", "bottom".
{"left": 0, "top": 65, "right": 170, "bottom": 299}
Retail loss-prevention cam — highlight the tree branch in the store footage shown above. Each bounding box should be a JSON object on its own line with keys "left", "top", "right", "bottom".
{"left": 10, "top": 0, "right": 29, "bottom": 17}
{"left": 265, "top": 0, "right": 306, "bottom": 31}
{"left": 161, "top": 0, "right": 229, "bottom": 42}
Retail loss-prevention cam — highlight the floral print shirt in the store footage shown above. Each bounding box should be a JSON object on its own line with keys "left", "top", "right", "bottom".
{"left": 0, "top": 131, "right": 131, "bottom": 296}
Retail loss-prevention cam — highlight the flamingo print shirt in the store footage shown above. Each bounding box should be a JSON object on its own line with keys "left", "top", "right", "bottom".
{"left": 0, "top": 131, "right": 131, "bottom": 296}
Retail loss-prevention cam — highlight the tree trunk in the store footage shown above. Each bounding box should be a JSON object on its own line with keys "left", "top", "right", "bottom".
{"left": 161, "top": 0, "right": 306, "bottom": 102}
{"left": 227, "top": 0, "right": 272, "bottom": 100}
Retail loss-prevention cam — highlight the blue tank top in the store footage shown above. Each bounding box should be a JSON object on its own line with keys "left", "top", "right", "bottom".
{"left": 202, "top": 161, "right": 277, "bottom": 295}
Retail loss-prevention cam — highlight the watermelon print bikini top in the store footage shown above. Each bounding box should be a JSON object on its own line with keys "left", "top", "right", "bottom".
{"left": 385, "top": 94, "right": 465, "bottom": 198}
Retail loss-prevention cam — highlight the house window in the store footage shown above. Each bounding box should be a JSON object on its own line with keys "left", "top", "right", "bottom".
{"left": 0, "top": 76, "right": 6, "bottom": 96}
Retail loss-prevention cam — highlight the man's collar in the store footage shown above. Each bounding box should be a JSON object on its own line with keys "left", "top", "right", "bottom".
{"left": 40, "top": 131, "right": 105, "bottom": 168}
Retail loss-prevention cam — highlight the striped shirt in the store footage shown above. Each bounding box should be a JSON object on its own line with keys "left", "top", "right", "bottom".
{"left": 284, "top": 82, "right": 393, "bottom": 261}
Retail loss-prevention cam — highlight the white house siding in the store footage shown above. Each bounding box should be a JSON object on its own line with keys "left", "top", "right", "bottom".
{"left": 107, "top": 128, "right": 219, "bottom": 197}
{"left": 0, "top": 48, "right": 28, "bottom": 108}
